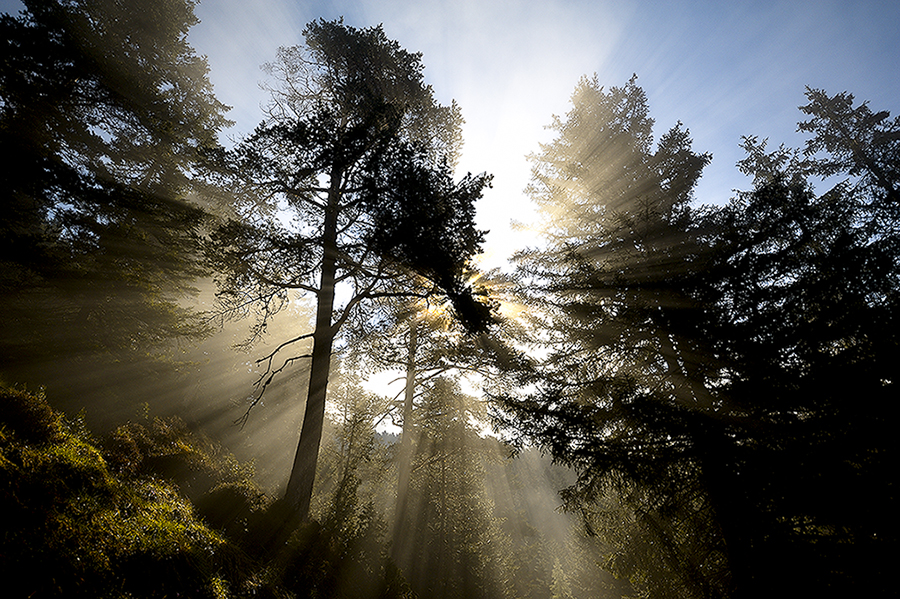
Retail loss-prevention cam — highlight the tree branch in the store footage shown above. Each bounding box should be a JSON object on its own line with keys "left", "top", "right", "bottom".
{"left": 255, "top": 332, "right": 316, "bottom": 369}
{"left": 237, "top": 349, "right": 314, "bottom": 428}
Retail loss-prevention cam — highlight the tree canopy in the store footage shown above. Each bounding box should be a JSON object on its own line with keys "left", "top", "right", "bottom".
{"left": 0, "top": 0, "right": 231, "bottom": 367}
{"left": 498, "top": 81, "right": 898, "bottom": 598}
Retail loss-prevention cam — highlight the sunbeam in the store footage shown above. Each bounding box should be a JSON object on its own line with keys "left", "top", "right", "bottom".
{"left": 1, "top": 0, "right": 897, "bottom": 597}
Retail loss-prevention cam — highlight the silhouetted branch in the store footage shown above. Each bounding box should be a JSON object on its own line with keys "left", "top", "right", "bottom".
{"left": 236, "top": 350, "right": 314, "bottom": 428}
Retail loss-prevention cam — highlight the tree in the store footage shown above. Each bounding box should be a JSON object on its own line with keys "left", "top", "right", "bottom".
{"left": 341, "top": 272, "right": 525, "bottom": 561}
{"left": 277, "top": 369, "right": 406, "bottom": 599}
{"left": 348, "top": 294, "right": 464, "bottom": 562}
{"left": 396, "top": 377, "right": 511, "bottom": 599}
{"left": 499, "top": 83, "right": 898, "bottom": 598}
{"left": 515, "top": 74, "right": 716, "bottom": 412}
{"left": 207, "top": 20, "right": 492, "bottom": 520}
{"left": 0, "top": 0, "right": 231, "bottom": 392}
{"left": 496, "top": 75, "right": 732, "bottom": 598}
{"left": 798, "top": 87, "right": 899, "bottom": 223}
{"left": 686, "top": 89, "right": 898, "bottom": 597}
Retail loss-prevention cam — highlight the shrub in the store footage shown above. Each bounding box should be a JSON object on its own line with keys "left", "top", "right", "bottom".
{"left": 0, "top": 386, "right": 248, "bottom": 598}
{"left": 0, "top": 386, "right": 64, "bottom": 444}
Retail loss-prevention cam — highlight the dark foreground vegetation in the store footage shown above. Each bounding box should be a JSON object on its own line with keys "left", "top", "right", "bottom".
{"left": 1, "top": 385, "right": 618, "bottom": 599}
{"left": 1, "top": 1, "right": 897, "bottom": 598}
{"left": 0, "top": 385, "right": 338, "bottom": 597}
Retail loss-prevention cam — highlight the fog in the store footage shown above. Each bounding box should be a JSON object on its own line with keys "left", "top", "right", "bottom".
{"left": 1, "top": 1, "right": 896, "bottom": 598}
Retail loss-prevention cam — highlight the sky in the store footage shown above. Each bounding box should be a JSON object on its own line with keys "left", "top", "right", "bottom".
{"left": 3, "top": 0, "right": 898, "bottom": 267}
{"left": 188, "top": 0, "right": 900, "bottom": 269}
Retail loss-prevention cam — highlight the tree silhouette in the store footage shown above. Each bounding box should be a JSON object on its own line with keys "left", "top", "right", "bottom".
{"left": 499, "top": 82, "right": 898, "bottom": 598}
{"left": 0, "top": 0, "right": 231, "bottom": 411}
{"left": 208, "top": 20, "right": 492, "bottom": 520}
{"left": 496, "top": 75, "right": 731, "bottom": 598}
{"left": 688, "top": 90, "right": 898, "bottom": 597}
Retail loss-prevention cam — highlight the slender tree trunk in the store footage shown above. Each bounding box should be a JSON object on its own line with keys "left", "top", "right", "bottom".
{"left": 284, "top": 170, "right": 341, "bottom": 520}
{"left": 391, "top": 315, "right": 418, "bottom": 561}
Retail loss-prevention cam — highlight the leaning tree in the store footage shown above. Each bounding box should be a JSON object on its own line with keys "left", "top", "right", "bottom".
{"left": 208, "top": 20, "right": 493, "bottom": 520}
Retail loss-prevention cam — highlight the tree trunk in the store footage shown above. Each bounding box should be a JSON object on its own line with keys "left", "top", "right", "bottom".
{"left": 283, "top": 170, "right": 341, "bottom": 520}
{"left": 692, "top": 429, "right": 754, "bottom": 599}
{"left": 391, "top": 315, "right": 418, "bottom": 561}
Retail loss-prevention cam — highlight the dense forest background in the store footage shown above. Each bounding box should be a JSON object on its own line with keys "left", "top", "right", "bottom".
{"left": 1, "top": 1, "right": 896, "bottom": 598}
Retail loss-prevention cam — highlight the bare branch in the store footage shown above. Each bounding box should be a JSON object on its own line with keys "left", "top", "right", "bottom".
{"left": 237, "top": 350, "right": 314, "bottom": 428}
{"left": 249, "top": 266, "right": 320, "bottom": 294}
{"left": 255, "top": 332, "right": 316, "bottom": 368}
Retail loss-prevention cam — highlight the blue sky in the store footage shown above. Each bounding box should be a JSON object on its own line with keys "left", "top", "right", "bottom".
{"left": 4, "top": 0, "right": 898, "bottom": 268}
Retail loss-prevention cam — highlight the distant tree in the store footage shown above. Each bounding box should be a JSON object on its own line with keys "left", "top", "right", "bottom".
{"left": 514, "top": 74, "right": 716, "bottom": 414}
{"left": 398, "top": 377, "right": 511, "bottom": 599}
{"left": 341, "top": 273, "right": 524, "bottom": 560}
{"left": 282, "top": 370, "right": 405, "bottom": 599}
{"left": 0, "top": 0, "right": 230, "bottom": 377}
{"left": 351, "top": 294, "right": 465, "bottom": 562}
{"left": 207, "top": 20, "right": 492, "bottom": 520}
{"left": 312, "top": 366, "right": 393, "bottom": 529}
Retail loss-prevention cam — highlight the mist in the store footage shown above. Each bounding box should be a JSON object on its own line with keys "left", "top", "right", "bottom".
{"left": 1, "top": 1, "right": 897, "bottom": 598}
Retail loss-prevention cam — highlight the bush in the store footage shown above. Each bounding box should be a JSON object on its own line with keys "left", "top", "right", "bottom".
{"left": 0, "top": 386, "right": 249, "bottom": 598}
{"left": 0, "top": 386, "right": 64, "bottom": 444}
{"left": 103, "top": 416, "right": 258, "bottom": 503}
{"left": 0, "top": 385, "right": 410, "bottom": 598}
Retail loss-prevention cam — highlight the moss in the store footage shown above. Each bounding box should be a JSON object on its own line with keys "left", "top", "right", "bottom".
{"left": 0, "top": 386, "right": 249, "bottom": 598}
{"left": 103, "top": 416, "right": 258, "bottom": 503}
{"left": 0, "top": 385, "right": 407, "bottom": 598}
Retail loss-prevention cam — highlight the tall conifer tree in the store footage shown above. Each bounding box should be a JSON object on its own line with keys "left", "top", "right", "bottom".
{"left": 208, "top": 20, "right": 492, "bottom": 519}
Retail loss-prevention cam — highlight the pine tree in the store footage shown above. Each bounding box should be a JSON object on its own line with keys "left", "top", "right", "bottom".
{"left": 207, "top": 20, "right": 492, "bottom": 520}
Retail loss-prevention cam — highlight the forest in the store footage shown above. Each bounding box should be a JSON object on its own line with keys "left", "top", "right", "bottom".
{"left": 0, "top": 1, "right": 896, "bottom": 598}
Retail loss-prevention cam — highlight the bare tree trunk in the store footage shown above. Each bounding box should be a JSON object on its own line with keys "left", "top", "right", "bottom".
{"left": 391, "top": 315, "right": 418, "bottom": 561}
{"left": 284, "top": 171, "right": 341, "bottom": 520}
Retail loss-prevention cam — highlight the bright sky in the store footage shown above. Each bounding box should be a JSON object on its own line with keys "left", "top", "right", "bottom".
{"left": 184, "top": 0, "right": 900, "bottom": 270}
{"left": 3, "top": 0, "right": 898, "bottom": 269}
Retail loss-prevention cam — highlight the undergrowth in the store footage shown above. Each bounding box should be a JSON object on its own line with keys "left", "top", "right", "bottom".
{"left": 0, "top": 386, "right": 409, "bottom": 598}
